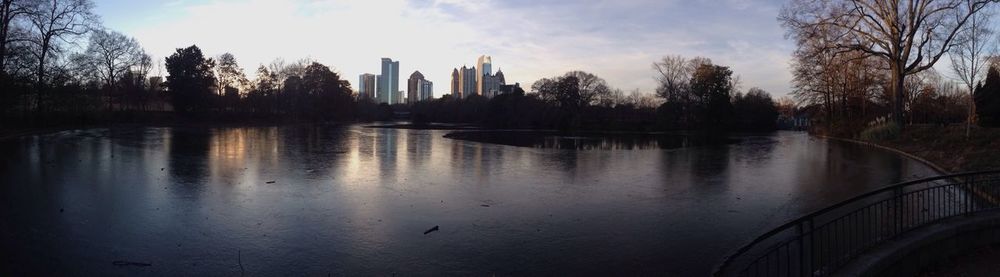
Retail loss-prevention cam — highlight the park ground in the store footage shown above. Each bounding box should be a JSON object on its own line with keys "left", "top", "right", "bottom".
{"left": 873, "top": 125, "right": 1000, "bottom": 173}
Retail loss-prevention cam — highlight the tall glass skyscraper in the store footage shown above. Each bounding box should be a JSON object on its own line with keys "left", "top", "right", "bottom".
{"left": 358, "top": 73, "right": 376, "bottom": 100}
{"left": 476, "top": 55, "right": 492, "bottom": 96}
{"left": 378, "top": 58, "right": 400, "bottom": 104}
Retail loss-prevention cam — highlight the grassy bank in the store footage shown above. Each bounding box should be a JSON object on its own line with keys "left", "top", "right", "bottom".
{"left": 868, "top": 125, "right": 1000, "bottom": 173}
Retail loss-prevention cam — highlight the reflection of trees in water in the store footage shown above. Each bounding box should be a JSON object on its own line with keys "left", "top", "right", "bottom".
{"left": 279, "top": 125, "right": 351, "bottom": 179}
{"left": 445, "top": 131, "right": 738, "bottom": 150}
{"left": 167, "top": 128, "right": 211, "bottom": 186}
{"left": 729, "top": 136, "right": 778, "bottom": 164}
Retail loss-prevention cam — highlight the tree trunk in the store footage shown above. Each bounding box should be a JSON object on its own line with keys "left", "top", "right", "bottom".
{"left": 890, "top": 64, "right": 905, "bottom": 126}
{"left": 967, "top": 84, "right": 975, "bottom": 138}
{"left": 36, "top": 39, "right": 49, "bottom": 114}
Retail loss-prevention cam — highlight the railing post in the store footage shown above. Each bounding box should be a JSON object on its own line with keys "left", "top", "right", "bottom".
{"left": 894, "top": 186, "right": 903, "bottom": 234}
{"left": 799, "top": 219, "right": 812, "bottom": 276}
{"left": 967, "top": 175, "right": 976, "bottom": 216}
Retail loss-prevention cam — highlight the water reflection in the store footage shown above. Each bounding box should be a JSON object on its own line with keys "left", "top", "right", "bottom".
{"left": 0, "top": 127, "right": 940, "bottom": 276}
{"left": 167, "top": 128, "right": 211, "bottom": 186}
{"left": 444, "top": 130, "right": 740, "bottom": 150}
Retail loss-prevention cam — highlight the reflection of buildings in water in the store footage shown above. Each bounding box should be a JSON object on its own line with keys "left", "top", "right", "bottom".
{"left": 405, "top": 130, "right": 433, "bottom": 169}
{"left": 342, "top": 128, "right": 375, "bottom": 184}
{"left": 376, "top": 128, "right": 399, "bottom": 182}
{"left": 448, "top": 140, "right": 507, "bottom": 179}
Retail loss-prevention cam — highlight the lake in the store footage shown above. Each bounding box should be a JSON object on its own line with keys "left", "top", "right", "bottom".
{"left": 0, "top": 125, "right": 937, "bottom": 275}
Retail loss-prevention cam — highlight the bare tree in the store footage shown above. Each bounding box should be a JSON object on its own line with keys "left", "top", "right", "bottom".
{"left": 949, "top": 6, "right": 995, "bottom": 137}
{"left": 652, "top": 55, "right": 692, "bottom": 101}
{"left": 789, "top": 21, "right": 889, "bottom": 128}
{"left": 78, "top": 29, "right": 143, "bottom": 110}
{"left": 566, "top": 71, "right": 611, "bottom": 107}
{"left": 780, "top": 0, "right": 998, "bottom": 125}
{"left": 215, "top": 52, "right": 247, "bottom": 95}
{"left": 1, "top": 0, "right": 30, "bottom": 72}
{"left": 25, "top": 0, "right": 97, "bottom": 111}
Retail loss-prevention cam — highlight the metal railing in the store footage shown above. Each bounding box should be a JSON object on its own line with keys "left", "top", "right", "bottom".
{"left": 714, "top": 170, "right": 1000, "bottom": 277}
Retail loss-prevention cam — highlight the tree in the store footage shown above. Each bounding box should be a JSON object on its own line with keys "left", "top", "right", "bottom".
{"left": 780, "top": 0, "right": 998, "bottom": 125}
{"left": 25, "top": 0, "right": 97, "bottom": 111}
{"left": 165, "top": 45, "right": 216, "bottom": 113}
{"left": 1, "top": 0, "right": 30, "bottom": 72}
{"left": 733, "top": 88, "right": 779, "bottom": 131}
{"left": 77, "top": 29, "right": 144, "bottom": 110}
{"left": 976, "top": 66, "right": 1000, "bottom": 126}
{"left": 248, "top": 65, "right": 277, "bottom": 113}
{"left": 652, "top": 55, "right": 714, "bottom": 128}
{"left": 689, "top": 63, "right": 735, "bottom": 128}
{"left": 534, "top": 71, "right": 611, "bottom": 108}
{"left": 300, "top": 62, "right": 352, "bottom": 119}
{"left": 214, "top": 52, "right": 247, "bottom": 95}
{"left": 949, "top": 6, "right": 995, "bottom": 136}
{"left": 652, "top": 55, "right": 693, "bottom": 101}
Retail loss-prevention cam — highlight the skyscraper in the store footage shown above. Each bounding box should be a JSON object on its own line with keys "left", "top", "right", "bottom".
{"left": 451, "top": 68, "right": 460, "bottom": 98}
{"left": 407, "top": 71, "right": 425, "bottom": 105}
{"left": 476, "top": 55, "right": 492, "bottom": 96}
{"left": 420, "top": 80, "right": 433, "bottom": 101}
{"left": 378, "top": 58, "right": 400, "bottom": 104}
{"left": 358, "top": 73, "right": 376, "bottom": 100}
{"left": 481, "top": 68, "right": 505, "bottom": 98}
{"left": 459, "top": 66, "right": 477, "bottom": 98}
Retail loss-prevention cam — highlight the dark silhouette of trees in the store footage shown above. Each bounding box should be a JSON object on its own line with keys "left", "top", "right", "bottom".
{"left": 247, "top": 65, "right": 278, "bottom": 114}
{"left": 535, "top": 71, "right": 612, "bottom": 109}
{"left": 733, "top": 88, "right": 779, "bottom": 131}
{"left": 652, "top": 56, "right": 781, "bottom": 132}
{"left": 213, "top": 53, "right": 248, "bottom": 112}
{"left": 300, "top": 62, "right": 353, "bottom": 120}
{"left": 0, "top": 0, "right": 29, "bottom": 73}
{"left": 690, "top": 63, "right": 735, "bottom": 129}
{"left": 165, "top": 45, "right": 216, "bottom": 113}
{"left": 976, "top": 67, "right": 1000, "bottom": 126}
{"left": 25, "top": 0, "right": 97, "bottom": 112}
{"left": 652, "top": 56, "right": 715, "bottom": 129}
{"left": 780, "top": 0, "right": 998, "bottom": 125}
{"left": 75, "top": 29, "right": 146, "bottom": 111}
{"left": 531, "top": 71, "right": 617, "bottom": 129}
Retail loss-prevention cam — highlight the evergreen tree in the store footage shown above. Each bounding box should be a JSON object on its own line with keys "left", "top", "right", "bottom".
{"left": 165, "top": 45, "right": 216, "bottom": 113}
{"left": 975, "top": 67, "right": 1000, "bottom": 127}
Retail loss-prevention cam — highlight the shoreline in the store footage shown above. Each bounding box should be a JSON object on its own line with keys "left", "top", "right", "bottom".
{"left": 818, "top": 125, "right": 1000, "bottom": 174}
{"left": 819, "top": 135, "right": 952, "bottom": 175}
{"left": 0, "top": 120, "right": 367, "bottom": 141}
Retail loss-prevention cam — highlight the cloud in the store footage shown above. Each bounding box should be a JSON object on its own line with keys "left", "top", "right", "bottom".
{"left": 125, "top": 0, "right": 796, "bottom": 97}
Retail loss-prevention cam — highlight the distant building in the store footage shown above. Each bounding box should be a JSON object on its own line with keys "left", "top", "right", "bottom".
{"left": 476, "top": 55, "right": 492, "bottom": 96}
{"left": 452, "top": 55, "right": 515, "bottom": 99}
{"left": 481, "top": 68, "right": 506, "bottom": 98}
{"left": 358, "top": 73, "right": 376, "bottom": 100}
{"left": 420, "top": 80, "right": 433, "bottom": 101}
{"left": 378, "top": 58, "right": 400, "bottom": 104}
{"left": 451, "top": 68, "right": 460, "bottom": 98}
{"left": 459, "top": 66, "right": 477, "bottom": 99}
{"left": 499, "top": 82, "right": 522, "bottom": 95}
{"left": 407, "top": 71, "right": 433, "bottom": 104}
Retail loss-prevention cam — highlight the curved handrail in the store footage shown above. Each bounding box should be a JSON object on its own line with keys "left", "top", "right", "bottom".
{"left": 714, "top": 170, "right": 1000, "bottom": 276}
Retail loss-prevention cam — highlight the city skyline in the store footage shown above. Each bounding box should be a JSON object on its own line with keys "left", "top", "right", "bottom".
{"left": 92, "top": 0, "right": 802, "bottom": 99}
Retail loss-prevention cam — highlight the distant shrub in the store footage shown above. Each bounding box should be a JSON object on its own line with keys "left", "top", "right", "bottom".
{"left": 859, "top": 122, "right": 901, "bottom": 142}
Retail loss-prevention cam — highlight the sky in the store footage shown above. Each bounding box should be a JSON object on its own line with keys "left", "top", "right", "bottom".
{"left": 94, "top": 0, "right": 796, "bottom": 98}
